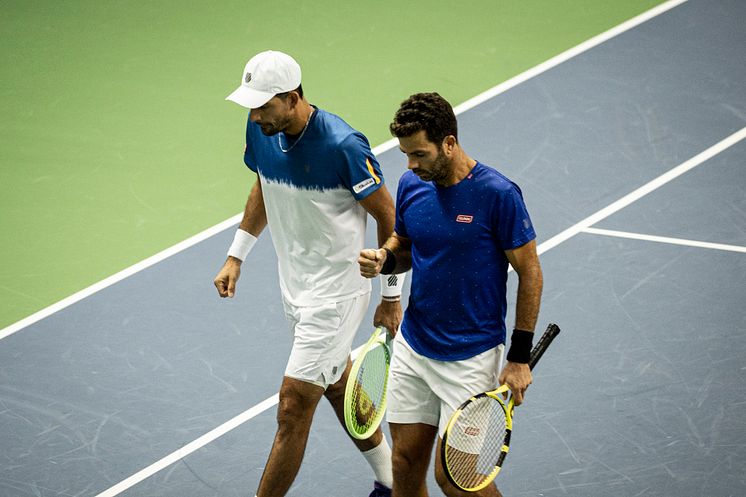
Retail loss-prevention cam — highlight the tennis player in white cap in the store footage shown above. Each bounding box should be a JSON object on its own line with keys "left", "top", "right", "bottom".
{"left": 215, "top": 50, "right": 405, "bottom": 497}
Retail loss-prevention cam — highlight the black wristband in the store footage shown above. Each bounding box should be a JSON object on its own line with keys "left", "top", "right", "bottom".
{"left": 506, "top": 329, "right": 533, "bottom": 363}
{"left": 380, "top": 248, "right": 397, "bottom": 274}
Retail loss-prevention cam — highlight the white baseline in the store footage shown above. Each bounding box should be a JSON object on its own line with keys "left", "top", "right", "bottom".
{"left": 582, "top": 227, "right": 746, "bottom": 254}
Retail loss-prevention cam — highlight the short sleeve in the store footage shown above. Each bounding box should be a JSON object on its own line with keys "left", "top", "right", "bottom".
{"left": 493, "top": 183, "right": 536, "bottom": 249}
{"left": 394, "top": 174, "right": 409, "bottom": 238}
{"left": 243, "top": 116, "right": 258, "bottom": 172}
{"left": 337, "top": 133, "right": 384, "bottom": 200}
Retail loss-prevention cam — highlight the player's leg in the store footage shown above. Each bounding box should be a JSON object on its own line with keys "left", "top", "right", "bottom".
{"left": 323, "top": 292, "right": 381, "bottom": 449}
{"left": 325, "top": 356, "right": 382, "bottom": 448}
{"left": 390, "top": 422, "right": 437, "bottom": 497}
{"left": 255, "top": 298, "right": 352, "bottom": 497}
{"left": 325, "top": 356, "right": 393, "bottom": 492}
{"left": 386, "top": 332, "right": 442, "bottom": 496}
{"left": 429, "top": 345, "right": 505, "bottom": 497}
{"left": 321, "top": 292, "right": 394, "bottom": 493}
{"left": 434, "top": 437, "right": 502, "bottom": 497}
{"left": 256, "top": 376, "right": 325, "bottom": 497}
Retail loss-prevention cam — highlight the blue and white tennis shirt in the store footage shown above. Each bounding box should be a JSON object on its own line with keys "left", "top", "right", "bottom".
{"left": 395, "top": 163, "right": 536, "bottom": 361}
{"left": 243, "top": 107, "right": 384, "bottom": 306}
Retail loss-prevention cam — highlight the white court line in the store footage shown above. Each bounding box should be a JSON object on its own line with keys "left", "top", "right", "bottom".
{"left": 0, "top": 0, "right": 687, "bottom": 342}
{"left": 93, "top": 338, "right": 374, "bottom": 497}
{"left": 92, "top": 127, "right": 746, "bottom": 497}
{"left": 450, "top": 0, "right": 689, "bottom": 116}
{"left": 582, "top": 227, "right": 746, "bottom": 253}
{"left": 534, "top": 126, "right": 746, "bottom": 256}
{"left": 93, "top": 394, "right": 279, "bottom": 497}
{"left": 0, "top": 213, "right": 241, "bottom": 341}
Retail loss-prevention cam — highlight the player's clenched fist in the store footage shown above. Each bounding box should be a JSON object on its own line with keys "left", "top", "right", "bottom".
{"left": 214, "top": 258, "right": 241, "bottom": 298}
{"left": 358, "top": 248, "right": 386, "bottom": 278}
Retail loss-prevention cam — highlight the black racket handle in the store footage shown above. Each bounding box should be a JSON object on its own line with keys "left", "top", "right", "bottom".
{"left": 528, "top": 323, "right": 561, "bottom": 370}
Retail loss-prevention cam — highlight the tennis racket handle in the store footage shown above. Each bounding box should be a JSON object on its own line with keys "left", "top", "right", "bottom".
{"left": 528, "top": 323, "right": 561, "bottom": 370}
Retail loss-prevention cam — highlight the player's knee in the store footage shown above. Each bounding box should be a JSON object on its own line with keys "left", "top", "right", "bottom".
{"left": 276, "top": 388, "right": 317, "bottom": 428}
{"left": 391, "top": 447, "right": 424, "bottom": 477}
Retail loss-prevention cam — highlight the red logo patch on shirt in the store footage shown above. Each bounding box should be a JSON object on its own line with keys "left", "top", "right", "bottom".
{"left": 456, "top": 215, "right": 473, "bottom": 223}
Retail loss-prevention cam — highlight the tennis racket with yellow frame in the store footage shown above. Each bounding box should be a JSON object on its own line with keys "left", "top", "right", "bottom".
{"left": 343, "top": 326, "right": 392, "bottom": 439}
{"left": 441, "top": 323, "right": 561, "bottom": 492}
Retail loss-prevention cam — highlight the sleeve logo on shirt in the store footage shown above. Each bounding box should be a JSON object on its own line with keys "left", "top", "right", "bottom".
{"left": 456, "top": 214, "right": 473, "bottom": 223}
{"left": 353, "top": 177, "right": 376, "bottom": 194}
{"left": 353, "top": 158, "right": 382, "bottom": 194}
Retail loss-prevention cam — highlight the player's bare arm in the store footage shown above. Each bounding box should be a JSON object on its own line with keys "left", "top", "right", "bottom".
{"left": 214, "top": 177, "right": 268, "bottom": 298}
{"left": 358, "top": 185, "right": 403, "bottom": 332}
{"left": 358, "top": 230, "right": 411, "bottom": 334}
{"left": 237, "top": 176, "right": 269, "bottom": 240}
{"left": 358, "top": 185, "right": 395, "bottom": 248}
{"left": 500, "top": 239, "right": 543, "bottom": 404}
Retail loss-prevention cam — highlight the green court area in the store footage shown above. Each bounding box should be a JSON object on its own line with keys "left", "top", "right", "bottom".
{"left": 0, "top": 0, "right": 663, "bottom": 328}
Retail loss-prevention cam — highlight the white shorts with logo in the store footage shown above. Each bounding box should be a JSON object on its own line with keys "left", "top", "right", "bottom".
{"left": 387, "top": 331, "right": 505, "bottom": 437}
{"left": 281, "top": 291, "right": 371, "bottom": 389}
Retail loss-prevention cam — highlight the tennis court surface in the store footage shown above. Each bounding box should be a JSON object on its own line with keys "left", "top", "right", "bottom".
{"left": 1, "top": 1, "right": 744, "bottom": 495}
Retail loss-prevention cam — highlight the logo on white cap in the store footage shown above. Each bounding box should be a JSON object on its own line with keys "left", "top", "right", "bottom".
{"left": 226, "top": 50, "right": 302, "bottom": 109}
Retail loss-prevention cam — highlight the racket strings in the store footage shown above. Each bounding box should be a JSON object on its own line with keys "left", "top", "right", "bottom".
{"left": 350, "top": 344, "right": 388, "bottom": 432}
{"left": 444, "top": 397, "right": 508, "bottom": 489}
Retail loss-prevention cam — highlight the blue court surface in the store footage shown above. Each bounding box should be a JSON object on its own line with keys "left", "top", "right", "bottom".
{"left": 1, "top": 1, "right": 744, "bottom": 496}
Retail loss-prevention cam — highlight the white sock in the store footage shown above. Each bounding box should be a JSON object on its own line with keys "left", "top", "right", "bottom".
{"left": 361, "top": 437, "right": 393, "bottom": 489}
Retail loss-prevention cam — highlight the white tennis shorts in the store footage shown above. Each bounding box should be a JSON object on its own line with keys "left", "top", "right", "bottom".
{"left": 387, "top": 331, "right": 505, "bottom": 436}
{"left": 282, "top": 291, "right": 371, "bottom": 389}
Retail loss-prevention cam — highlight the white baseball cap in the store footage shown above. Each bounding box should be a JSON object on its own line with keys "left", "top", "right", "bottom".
{"left": 225, "top": 50, "right": 302, "bottom": 108}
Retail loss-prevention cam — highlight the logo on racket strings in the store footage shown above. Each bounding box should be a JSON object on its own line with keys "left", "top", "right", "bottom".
{"left": 464, "top": 426, "right": 481, "bottom": 436}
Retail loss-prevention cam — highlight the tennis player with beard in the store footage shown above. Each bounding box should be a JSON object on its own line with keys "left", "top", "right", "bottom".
{"left": 359, "top": 92, "right": 543, "bottom": 497}
{"left": 214, "top": 50, "right": 403, "bottom": 497}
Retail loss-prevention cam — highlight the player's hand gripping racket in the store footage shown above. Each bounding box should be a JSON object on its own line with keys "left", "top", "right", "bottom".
{"left": 344, "top": 326, "right": 393, "bottom": 439}
{"left": 441, "top": 323, "right": 561, "bottom": 492}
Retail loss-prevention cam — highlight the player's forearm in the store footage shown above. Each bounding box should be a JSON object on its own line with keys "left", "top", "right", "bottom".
{"left": 382, "top": 233, "right": 412, "bottom": 274}
{"left": 238, "top": 179, "right": 268, "bottom": 237}
{"left": 513, "top": 262, "right": 543, "bottom": 332}
{"left": 375, "top": 220, "right": 394, "bottom": 250}
{"left": 227, "top": 179, "right": 267, "bottom": 264}
{"left": 359, "top": 185, "right": 396, "bottom": 248}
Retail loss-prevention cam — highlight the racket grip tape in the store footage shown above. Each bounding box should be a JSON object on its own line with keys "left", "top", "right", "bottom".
{"left": 527, "top": 323, "right": 561, "bottom": 370}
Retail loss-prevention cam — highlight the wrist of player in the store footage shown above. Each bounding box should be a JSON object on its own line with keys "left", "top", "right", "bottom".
{"left": 227, "top": 229, "right": 257, "bottom": 262}
{"left": 506, "top": 329, "right": 533, "bottom": 363}
{"left": 380, "top": 271, "right": 406, "bottom": 301}
{"left": 380, "top": 248, "right": 397, "bottom": 274}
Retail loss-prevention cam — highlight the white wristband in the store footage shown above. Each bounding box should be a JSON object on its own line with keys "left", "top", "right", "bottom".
{"left": 227, "top": 229, "right": 257, "bottom": 262}
{"left": 381, "top": 272, "right": 406, "bottom": 299}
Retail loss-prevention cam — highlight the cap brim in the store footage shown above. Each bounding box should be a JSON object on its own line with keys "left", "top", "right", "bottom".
{"left": 225, "top": 85, "right": 275, "bottom": 109}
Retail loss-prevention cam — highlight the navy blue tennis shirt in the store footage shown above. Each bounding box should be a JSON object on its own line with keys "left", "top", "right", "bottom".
{"left": 395, "top": 162, "right": 536, "bottom": 361}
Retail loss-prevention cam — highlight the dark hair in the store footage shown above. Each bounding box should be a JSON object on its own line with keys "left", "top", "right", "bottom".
{"left": 389, "top": 92, "right": 457, "bottom": 145}
{"left": 277, "top": 84, "right": 304, "bottom": 100}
